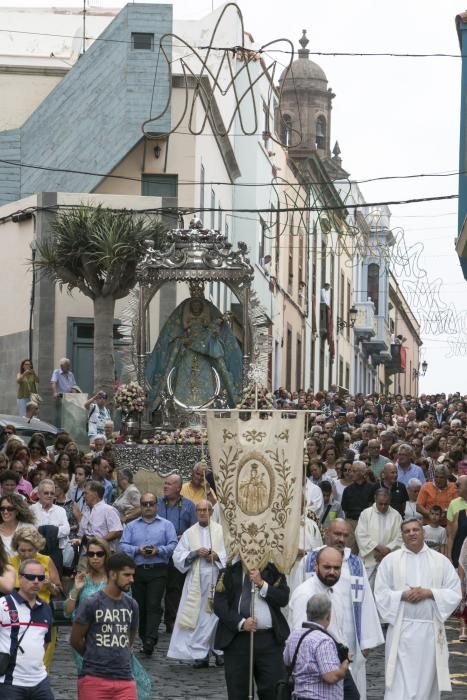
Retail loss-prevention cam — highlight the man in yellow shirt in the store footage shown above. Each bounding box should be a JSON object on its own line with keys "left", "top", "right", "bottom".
{"left": 181, "top": 462, "right": 217, "bottom": 506}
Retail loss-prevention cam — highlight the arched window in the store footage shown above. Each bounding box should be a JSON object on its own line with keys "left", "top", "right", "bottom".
{"left": 280, "top": 114, "right": 292, "bottom": 147}
{"left": 367, "top": 263, "right": 380, "bottom": 314}
{"left": 316, "top": 115, "right": 326, "bottom": 150}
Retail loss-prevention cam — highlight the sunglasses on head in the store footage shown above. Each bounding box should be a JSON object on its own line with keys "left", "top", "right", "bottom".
{"left": 21, "top": 573, "right": 45, "bottom": 582}
{"left": 141, "top": 501, "right": 156, "bottom": 507}
{"left": 0, "top": 506, "right": 15, "bottom": 512}
{"left": 88, "top": 551, "right": 105, "bottom": 558}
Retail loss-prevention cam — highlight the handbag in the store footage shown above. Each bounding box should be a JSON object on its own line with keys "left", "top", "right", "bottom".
{"left": 131, "top": 654, "right": 152, "bottom": 700}
{"left": 31, "top": 392, "right": 43, "bottom": 405}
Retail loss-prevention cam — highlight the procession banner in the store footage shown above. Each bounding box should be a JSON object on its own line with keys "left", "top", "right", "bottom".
{"left": 207, "top": 410, "right": 305, "bottom": 574}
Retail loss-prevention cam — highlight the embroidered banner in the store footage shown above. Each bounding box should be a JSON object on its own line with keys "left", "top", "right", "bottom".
{"left": 207, "top": 410, "right": 305, "bottom": 573}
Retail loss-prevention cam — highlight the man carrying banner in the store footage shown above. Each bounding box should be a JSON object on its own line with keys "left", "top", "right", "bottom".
{"left": 213, "top": 561, "right": 290, "bottom": 699}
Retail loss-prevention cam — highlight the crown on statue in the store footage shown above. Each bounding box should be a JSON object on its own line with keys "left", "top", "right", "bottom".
{"left": 189, "top": 280, "right": 205, "bottom": 299}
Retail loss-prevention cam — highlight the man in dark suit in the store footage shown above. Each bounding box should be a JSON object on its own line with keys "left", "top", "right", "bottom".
{"left": 213, "top": 561, "right": 290, "bottom": 700}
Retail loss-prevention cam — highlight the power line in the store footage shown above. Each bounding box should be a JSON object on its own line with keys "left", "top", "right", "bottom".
{"left": 0, "top": 156, "right": 465, "bottom": 191}
{"left": 0, "top": 28, "right": 464, "bottom": 59}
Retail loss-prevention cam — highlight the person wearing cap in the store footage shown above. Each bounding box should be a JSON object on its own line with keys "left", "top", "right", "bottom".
{"left": 85, "top": 391, "right": 111, "bottom": 440}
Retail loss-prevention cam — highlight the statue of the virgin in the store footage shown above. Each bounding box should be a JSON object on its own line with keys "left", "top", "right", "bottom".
{"left": 145, "top": 283, "right": 243, "bottom": 409}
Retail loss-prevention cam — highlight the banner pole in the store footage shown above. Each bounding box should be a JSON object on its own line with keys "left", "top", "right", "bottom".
{"left": 248, "top": 579, "right": 256, "bottom": 700}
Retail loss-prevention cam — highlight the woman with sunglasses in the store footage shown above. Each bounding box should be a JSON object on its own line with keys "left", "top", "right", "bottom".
{"left": 64, "top": 537, "right": 110, "bottom": 669}
{"left": 0, "top": 492, "right": 35, "bottom": 556}
{"left": 9, "top": 525, "right": 62, "bottom": 670}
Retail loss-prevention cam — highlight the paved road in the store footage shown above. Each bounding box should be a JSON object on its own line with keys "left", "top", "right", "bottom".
{"left": 50, "top": 620, "right": 467, "bottom": 699}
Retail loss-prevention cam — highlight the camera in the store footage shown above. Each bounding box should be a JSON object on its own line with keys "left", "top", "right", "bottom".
{"left": 336, "top": 641, "right": 350, "bottom": 663}
{"left": 143, "top": 545, "right": 153, "bottom": 553}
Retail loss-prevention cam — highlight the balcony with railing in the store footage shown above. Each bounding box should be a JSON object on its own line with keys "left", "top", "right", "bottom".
{"left": 352, "top": 301, "right": 375, "bottom": 341}
{"left": 362, "top": 314, "right": 391, "bottom": 358}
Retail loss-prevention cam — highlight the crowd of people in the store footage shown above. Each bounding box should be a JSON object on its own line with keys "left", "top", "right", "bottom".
{"left": 0, "top": 384, "right": 466, "bottom": 699}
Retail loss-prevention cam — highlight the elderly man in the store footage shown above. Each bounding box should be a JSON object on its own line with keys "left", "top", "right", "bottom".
{"left": 373, "top": 462, "right": 408, "bottom": 517}
{"left": 416, "top": 465, "right": 458, "bottom": 527}
{"left": 355, "top": 489, "right": 402, "bottom": 589}
{"left": 157, "top": 473, "right": 197, "bottom": 633}
{"left": 167, "top": 500, "right": 226, "bottom": 667}
{"left": 375, "top": 518, "right": 461, "bottom": 700}
{"left": 181, "top": 462, "right": 217, "bottom": 505}
{"left": 379, "top": 430, "right": 397, "bottom": 458}
{"left": 119, "top": 493, "right": 177, "bottom": 655}
{"left": 298, "top": 520, "right": 384, "bottom": 700}
{"left": 76, "top": 480, "right": 122, "bottom": 550}
{"left": 50, "top": 357, "right": 76, "bottom": 398}
{"left": 367, "top": 439, "right": 389, "bottom": 478}
{"left": 0, "top": 559, "right": 54, "bottom": 698}
{"left": 395, "top": 444, "right": 426, "bottom": 487}
{"left": 284, "top": 594, "right": 350, "bottom": 700}
{"left": 31, "top": 478, "right": 70, "bottom": 572}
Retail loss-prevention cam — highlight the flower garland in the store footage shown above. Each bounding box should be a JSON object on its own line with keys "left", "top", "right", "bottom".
{"left": 142, "top": 427, "right": 208, "bottom": 445}
{"left": 114, "top": 382, "right": 145, "bottom": 413}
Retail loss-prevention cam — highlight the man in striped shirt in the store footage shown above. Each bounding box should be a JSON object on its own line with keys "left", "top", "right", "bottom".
{"left": 0, "top": 559, "right": 54, "bottom": 698}
{"left": 284, "top": 593, "right": 349, "bottom": 700}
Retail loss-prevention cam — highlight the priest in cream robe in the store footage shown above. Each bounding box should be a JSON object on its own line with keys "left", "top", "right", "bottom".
{"left": 374, "top": 517, "right": 461, "bottom": 700}
{"left": 291, "top": 520, "right": 384, "bottom": 700}
{"left": 355, "top": 488, "right": 403, "bottom": 589}
{"left": 167, "top": 500, "right": 226, "bottom": 666}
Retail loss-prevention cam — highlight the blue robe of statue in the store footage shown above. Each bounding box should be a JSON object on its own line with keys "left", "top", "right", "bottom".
{"left": 145, "top": 298, "right": 242, "bottom": 409}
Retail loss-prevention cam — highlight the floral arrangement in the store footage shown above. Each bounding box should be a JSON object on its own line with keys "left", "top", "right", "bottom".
{"left": 114, "top": 382, "right": 145, "bottom": 413}
{"left": 236, "top": 383, "right": 274, "bottom": 409}
{"left": 142, "top": 427, "right": 208, "bottom": 445}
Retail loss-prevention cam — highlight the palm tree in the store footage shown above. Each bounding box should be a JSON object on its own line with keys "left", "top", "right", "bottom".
{"left": 35, "top": 204, "right": 166, "bottom": 395}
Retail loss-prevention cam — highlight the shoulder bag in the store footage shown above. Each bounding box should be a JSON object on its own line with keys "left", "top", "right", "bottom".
{"left": 275, "top": 628, "right": 314, "bottom": 700}
{"left": 0, "top": 595, "right": 32, "bottom": 676}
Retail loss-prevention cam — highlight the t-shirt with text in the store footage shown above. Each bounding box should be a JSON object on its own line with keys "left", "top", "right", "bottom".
{"left": 74, "top": 590, "right": 139, "bottom": 680}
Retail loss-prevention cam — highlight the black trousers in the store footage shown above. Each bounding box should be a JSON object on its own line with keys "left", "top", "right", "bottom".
{"left": 132, "top": 564, "right": 168, "bottom": 643}
{"left": 164, "top": 559, "right": 186, "bottom": 627}
{"left": 223, "top": 630, "right": 286, "bottom": 700}
{"left": 0, "top": 678, "right": 55, "bottom": 699}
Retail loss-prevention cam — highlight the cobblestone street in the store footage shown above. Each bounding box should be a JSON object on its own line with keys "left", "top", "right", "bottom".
{"left": 50, "top": 619, "right": 467, "bottom": 699}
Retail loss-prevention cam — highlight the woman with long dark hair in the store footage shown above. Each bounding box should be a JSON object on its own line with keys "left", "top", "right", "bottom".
{"left": 16, "top": 358, "right": 39, "bottom": 416}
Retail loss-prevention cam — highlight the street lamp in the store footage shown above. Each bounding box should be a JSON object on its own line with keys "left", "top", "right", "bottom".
{"left": 337, "top": 305, "right": 358, "bottom": 332}
{"left": 413, "top": 360, "right": 428, "bottom": 378}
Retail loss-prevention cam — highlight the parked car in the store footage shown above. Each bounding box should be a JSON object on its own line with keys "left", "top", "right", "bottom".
{"left": 0, "top": 414, "right": 58, "bottom": 448}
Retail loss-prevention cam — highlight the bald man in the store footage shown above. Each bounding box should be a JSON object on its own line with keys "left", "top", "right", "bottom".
{"left": 298, "top": 520, "right": 384, "bottom": 700}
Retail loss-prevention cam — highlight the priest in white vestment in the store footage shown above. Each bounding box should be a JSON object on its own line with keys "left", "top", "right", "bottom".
{"left": 290, "top": 520, "right": 384, "bottom": 700}
{"left": 355, "top": 489, "right": 403, "bottom": 589}
{"left": 374, "top": 517, "right": 461, "bottom": 700}
{"left": 167, "top": 500, "right": 226, "bottom": 666}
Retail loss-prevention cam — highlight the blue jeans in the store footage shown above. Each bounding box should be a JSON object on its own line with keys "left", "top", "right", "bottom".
{"left": 0, "top": 677, "right": 54, "bottom": 699}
